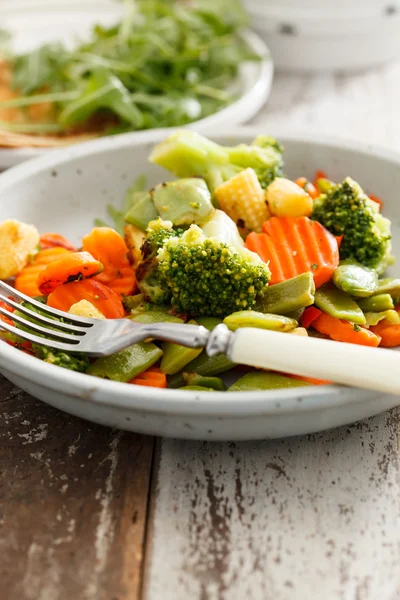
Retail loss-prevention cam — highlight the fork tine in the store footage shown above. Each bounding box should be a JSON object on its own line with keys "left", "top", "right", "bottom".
{"left": 0, "top": 320, "right": 80, "bottom": 351}
{"left": 0, "top": 294, "right": 88, "bottom": 334}
{"left": 0, "top": 306, "right": 82, "bottom": 342}
{"left": 0, "top": 280, "right": 93, "bottom": 326}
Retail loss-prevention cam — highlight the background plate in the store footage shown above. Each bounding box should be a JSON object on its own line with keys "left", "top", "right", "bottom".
{"left": 0, "top": 0, "right": 273, "bottom": 168}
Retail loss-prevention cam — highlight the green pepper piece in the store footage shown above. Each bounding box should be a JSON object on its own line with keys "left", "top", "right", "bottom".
{"left": 182, "top": 373, "right": 226, "bottom": 391}
{"left": 223, "top": 310, "right": 297, "bottom": 332}
{"left": 87, "top": 342, "right": 163, "bottom": 382}
{"left": 358, "top": 294, "right": 394, "bottom": 312}
{"left": 364, "top": 310, "right": 400, "bottom": 327}
{"left": 160, "top": 320, "right": 202, "bottom": 375}
{"left": 179, "top": 386, "right": 215, "bottom": 391}
{"left": 315, "top": 284, "right": 366, "bottom": 324}
{"left": 332, "top": 260, "right": 378, "bottom": 297}
{"left": 124, "top": 191, "right": 158, "bottom": 231}
{"left": 255, "top": 272, "right": 315, "bottom": 315}
{"left": 168, "top": 352, "right": 235, "bottom": 388}
{"left": 375, "top": 278, "right": 400, "bottom": 297}
{"left": 152, "top": 178, "right": 214, "bottom": 226}
{"left": 229, "top": 371, "right": 310, "bottom": 391}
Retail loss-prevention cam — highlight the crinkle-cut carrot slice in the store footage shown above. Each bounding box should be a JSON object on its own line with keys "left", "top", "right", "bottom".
{"left": 246, "top": 216, "right": 339, "bottom": 287}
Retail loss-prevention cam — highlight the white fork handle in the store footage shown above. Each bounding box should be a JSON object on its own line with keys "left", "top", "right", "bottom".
{"left": 227, "top": 328, "right": 400, "bottom": 395}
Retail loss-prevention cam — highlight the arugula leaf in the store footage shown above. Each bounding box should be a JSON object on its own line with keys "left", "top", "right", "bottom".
{"left": 94, "top": 175, "right": 148, "bottom": 235}
{"left": 2, "top": 0, "right": 257, "bottom": 134}
{"left": 59, "top": 70, "right": 143, "bottom": 128}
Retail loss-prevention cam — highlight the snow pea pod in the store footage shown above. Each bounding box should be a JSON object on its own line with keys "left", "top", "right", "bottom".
{"left": 315, "top": 284, "right": 366, "bottom": 324}
{"left": 255, "top": 272, "right": 315, "bottom": 315}
{"left": 182, "top": 373, "right": 226, "bottom": 391}
{"left": 87, "top": 342, "right": 163, "bottom": 382}
{"left": 333, "top": 260, "right": 378, "bottom": 297}
{"left": 375, "top": 278, "right": 400, "bottom": 297}
{"left": 179, "top": 386, "right": 214, "bottom": 392}
{"left": 160, "top": 320, "right": 202, "bottom": 375}
{"left": 124, "top": 191, "right": 158, "bottom": 231}
{"left": 229, "top": 371, "right": 309, "bottom": 391}
{"left": 358, "top": 294, "right": 394, "bottom": 312}
{"left": 223, "top": 310, "right": 297, "bottom": 332}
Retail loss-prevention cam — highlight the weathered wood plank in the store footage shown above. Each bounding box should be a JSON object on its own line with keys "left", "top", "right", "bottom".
{"left": 0, "top": 375, "right": 154, "bottom": 600}
{"left": 145, "top": 410, "right": 400, "bottom": 600}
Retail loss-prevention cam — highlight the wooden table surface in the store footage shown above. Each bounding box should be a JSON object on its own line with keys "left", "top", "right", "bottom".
{"left": 3, "top": 64, "right": 400, "bottom": 600}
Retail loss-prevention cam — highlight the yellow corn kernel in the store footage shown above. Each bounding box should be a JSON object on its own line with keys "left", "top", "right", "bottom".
{"left": 266, "top": 178, "right": 313, "bottom": 218}
{"left": 0, "top": 219, "right": 40, "bottom": 279}
{"left": 69, "top": 300, "right": 105, "bottom": 320}
{"left": 288, "top": 327, "right": 309, "bottom": 336}
{"left": 215, "top": 168, "right": 268, "bottom": 233}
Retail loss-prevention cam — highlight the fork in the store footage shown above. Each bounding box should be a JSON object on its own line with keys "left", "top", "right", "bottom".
{"left": 1, "top": 279, "right": 400, "bottom": 395}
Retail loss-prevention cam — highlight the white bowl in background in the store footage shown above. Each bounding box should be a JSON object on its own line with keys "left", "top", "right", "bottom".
{"left": 248, "top": 9, "right": 400, "bottom": 72}
{"left": 1, "top": 127, "right": 400, "bottom": 440}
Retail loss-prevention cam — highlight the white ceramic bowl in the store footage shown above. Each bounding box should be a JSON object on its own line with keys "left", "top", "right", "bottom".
{"left": 0, "top": 127, "right": 400, "bottom": 441}
{"left": 247, "top": 4, "right": 400, "bottom": 71}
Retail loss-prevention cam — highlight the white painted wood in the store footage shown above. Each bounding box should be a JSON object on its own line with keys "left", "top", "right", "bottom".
{"left": 145, "top": 64, "right": 400, "bottom": 600}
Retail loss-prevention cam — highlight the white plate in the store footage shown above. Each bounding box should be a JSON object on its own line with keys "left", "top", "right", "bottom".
{"left": 0, "top": 127, "right": 399, "bottom": 440}
{"left": 0, "top": 1, "right": 273, "bottom": 168}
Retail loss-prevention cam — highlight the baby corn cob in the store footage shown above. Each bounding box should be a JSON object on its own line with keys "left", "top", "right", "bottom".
{"left": 214, "top": 168, "right": 269, "bottom": 233}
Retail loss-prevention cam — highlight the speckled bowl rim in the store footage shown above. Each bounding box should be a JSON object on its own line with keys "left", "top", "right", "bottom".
{"left": 0, "top": 127, "right": 397, "bottom": 416}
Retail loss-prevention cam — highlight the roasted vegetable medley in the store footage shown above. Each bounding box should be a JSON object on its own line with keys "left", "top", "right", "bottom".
{"left": 1, "top": 131, "right": 399, "bottom": 392}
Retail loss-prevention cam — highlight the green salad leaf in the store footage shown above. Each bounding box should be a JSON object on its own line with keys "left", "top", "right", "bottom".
{"left": 0, "top": 0, "right": 258, "bottom": 135}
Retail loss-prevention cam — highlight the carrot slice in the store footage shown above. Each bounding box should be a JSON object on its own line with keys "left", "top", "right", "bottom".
{"left": 369, "top": 194, "right": 383, "bottom": 209}
{"left": 289, "top": 374, "right": 332, "bottom": 386}
{"left": 82, "top": 227, "right": 136, "bottom": 296}
{"left": 40, "top": 233, "right": 76, "bottom": 251}
{"left": 82, "top": 227, "right": 128, "bottom": 282}
{"left": 313, "top": 169, "right": 328, "bottom": 188}
{"left": 370, "top": 319, "right": 400, "bottom": 347}
{"left": 246, "top": 216, "right": 339, "bottom": 287}
{"left": 15, "top": 247, "right": 71, "bottom": 297}
{"left": 0, "top": 299, "right": 14, "bottom": 325}
{"left": 104, "top": 260, "right": 137, "bottom": 296}
{"left": 129, "top": 366, "right": 167, "bottom": 388}
{"left": 300, "top": 306, "right": 322, "bottom": 329}
{"left": 38, "top": 251, "right": 103, "bottom": 295}
{"left": 313, "top": 312, "right": 381, "bottom": 347}
{"left": 47, "top": 279, "right": 124, "bottom": 319}
{"left": 294, "top": 177, "right": 318, "bottom": 199}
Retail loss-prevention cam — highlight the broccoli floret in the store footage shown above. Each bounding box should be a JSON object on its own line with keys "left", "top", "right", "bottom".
{"left": 312, "top": 177, "right": 393, "bottom": 273}
{"left": 157, "top": 224, "right": 271, "bottom": 317}
{"left": 31, "top": 344, "right": 90, "bottom": 372}
{"left": 149, "top": 131, "right": 283, "bottom": 193}
{"left": 136, "top": 219, "right": 184, "bottom": 304}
